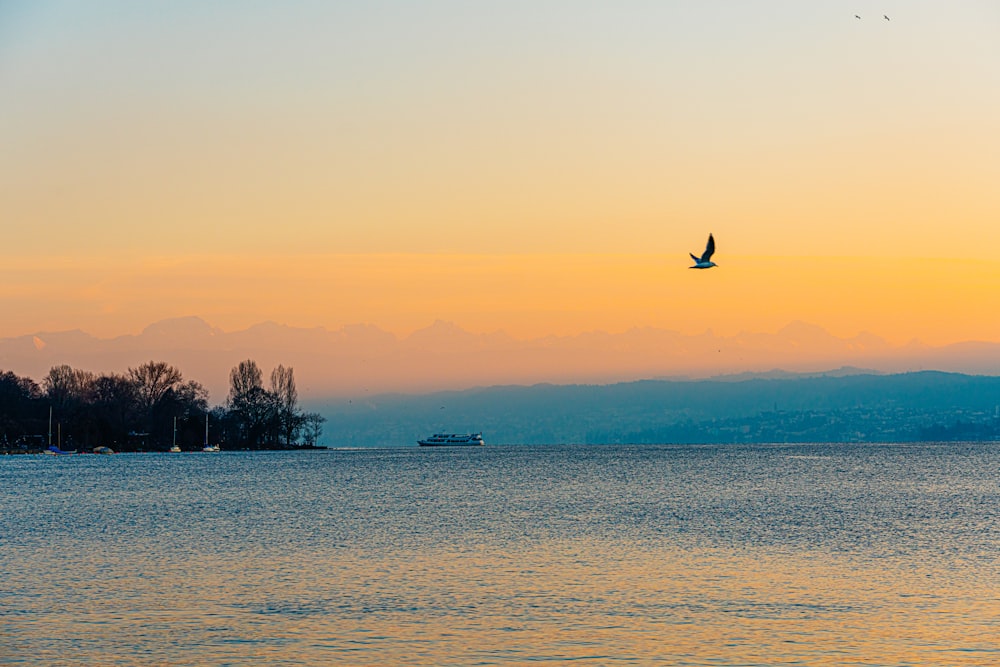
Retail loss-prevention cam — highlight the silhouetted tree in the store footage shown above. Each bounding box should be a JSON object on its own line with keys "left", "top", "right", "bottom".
{"left": 43, "top": 365, "right": 96, "bottom": 412}
{"left": 1, "top": 359, "right": 324, "bottom": 452}
{"left": 152, "top": 379, "right": 211, "bottom": 449}
{"left": 270, "top": 364, "right": 304, "bottom": 447}
{"left": 227, "top": 359, "right": 278, "bottom": 448}
{"left": 90, "top": 373, "right": 139, "bottom": 447}
{"left": 0, "top": 371, "right": 44, "bottom": 448}
{"left": 301, "top": 412, "right": 326, "bottom": 446}
{"left": 123, "top": 361, "right": 213, "bottom": 448}
{"left": 129, "top": 361, "right": 184, "bottom": 419}
{"left": 43, "top": 365, "right": 97, "bottom": 447}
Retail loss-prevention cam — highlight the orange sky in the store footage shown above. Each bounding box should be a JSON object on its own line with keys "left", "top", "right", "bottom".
{"left": 2, "top": 253, "right": 999, "bottom": 348}
{"left": 2, "top": 2, "right": 1000, "bottom": 361}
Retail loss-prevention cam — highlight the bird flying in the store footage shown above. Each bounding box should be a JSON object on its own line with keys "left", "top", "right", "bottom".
{"left": 689, "top": 234, "right": 717, "bottom": 269}
{"left": 884, "top": 14, "right": 890, "bottom": 20}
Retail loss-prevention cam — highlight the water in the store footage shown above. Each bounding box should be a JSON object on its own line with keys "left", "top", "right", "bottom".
{"left": 2, "top": 443, "right": 998, "bottom": 665}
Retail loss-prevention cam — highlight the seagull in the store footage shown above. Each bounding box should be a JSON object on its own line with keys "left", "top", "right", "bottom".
{"left": 884, "top": 14, "right": 890, "bottom": 20}
{"left": 855, "top": 14, "right": 861, "bottom": 19}
{"left": 689, "top": 233, "right": 717, "bottom": 269}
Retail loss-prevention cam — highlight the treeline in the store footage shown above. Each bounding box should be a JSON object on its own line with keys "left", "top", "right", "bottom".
{"left": 0, "top": 360, "right": 324, "bottom": 453}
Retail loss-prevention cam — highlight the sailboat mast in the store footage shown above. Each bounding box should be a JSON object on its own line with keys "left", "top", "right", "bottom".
{"left": 48, "top": 406, "right": 52, "bottom": 446}
{"left": 173, "top": 416, "right": 177, "bottom": 449}
{"left": 204, "top": 414, "right": 209, "bottom": 446}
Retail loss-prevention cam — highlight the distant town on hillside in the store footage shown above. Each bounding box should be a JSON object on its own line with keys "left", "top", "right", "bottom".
{"left": 0, "top": 317, "right": 1000, "bottom": 449}
{"left": 311, "top": 371, "right": 1000, "bottom": 447}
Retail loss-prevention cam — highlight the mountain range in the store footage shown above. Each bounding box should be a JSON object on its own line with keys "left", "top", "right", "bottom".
{"left": 2, "top": 316, "right": 999, "bottom": 403}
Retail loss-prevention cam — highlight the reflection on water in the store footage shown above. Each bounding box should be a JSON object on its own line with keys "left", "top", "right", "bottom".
{"left": 2, "top": 443, "right": 998, "bottom": 665}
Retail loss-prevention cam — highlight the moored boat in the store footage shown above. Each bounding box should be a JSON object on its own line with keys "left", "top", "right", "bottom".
{"left": 200, "top": 414, "right": 220, "bottom": 451}
{"left": 171, "top": 417, "right": 182, "bottom": 452}
{"left": 418, "top": 433, "right": 484, "bottom": 447}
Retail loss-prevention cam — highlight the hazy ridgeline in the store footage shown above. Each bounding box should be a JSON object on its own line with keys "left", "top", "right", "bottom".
{"left": 7, "top": 317, "right": 1000, "bottom": 402}
{"left": 6, "top": 362, "right": 1000, "bottom": 450}
{"left": 312, "top": 371, "right": 1000, "bottom": 447}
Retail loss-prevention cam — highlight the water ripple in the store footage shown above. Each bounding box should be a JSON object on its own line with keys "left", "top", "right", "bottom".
{"left": 2, "top": 443, "right": 999, "bottom": 665}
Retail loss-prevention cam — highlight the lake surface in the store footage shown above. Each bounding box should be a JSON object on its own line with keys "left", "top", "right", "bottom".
{"left": 2, "top": 443, "right": 998, "bottom": 665}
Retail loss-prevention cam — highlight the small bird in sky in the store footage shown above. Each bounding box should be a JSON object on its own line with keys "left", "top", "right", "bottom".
{"left": 855, "top": 14, "right": 861, "bottom": 19}
{"left": 689, "top": 234, "right": 717, "bottom": 269}
{"left": 884, "top": 14, "right": 890, "bottom": 20}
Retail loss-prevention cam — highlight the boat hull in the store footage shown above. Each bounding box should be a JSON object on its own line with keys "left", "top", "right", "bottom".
{"left": 418, "top": 433, "right": 484, "bottom": 447}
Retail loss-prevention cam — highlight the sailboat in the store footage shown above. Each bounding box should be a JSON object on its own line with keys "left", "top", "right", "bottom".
{"left": 169, "top": 416, "right": 182, "bottom": 452}
{"left": 44, "top": 407, "right": 76, "bottom": 455}
{"left": 201, "top": 414, "right": 220, "bottom": 452}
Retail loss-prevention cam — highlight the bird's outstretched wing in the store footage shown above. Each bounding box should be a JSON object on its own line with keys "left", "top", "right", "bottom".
{"left": 701, "top": 234, "right": 716, "bottom": 262}
{"left": 690, "top": 253, "right": 701, "bottom": 262}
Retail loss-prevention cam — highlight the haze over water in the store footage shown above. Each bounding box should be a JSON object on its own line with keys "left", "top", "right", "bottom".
{"left": 3, "top": 442, "right": 998, "bottom": 665}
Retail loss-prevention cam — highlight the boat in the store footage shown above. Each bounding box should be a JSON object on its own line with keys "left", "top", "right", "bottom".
{"left": 201, "top": 414, "right": 220, "bottom": 452}
{"left": 418, "top": 433, "right": 485, "bottom": 447}
{"left": 44, "top": 410, "right": 76, "bottom": 454}
{"left": 93, "top": 446, "right": 114, "bottom": 455}
{"left": 170, "top": 416, "right": 182, "bottom": 452}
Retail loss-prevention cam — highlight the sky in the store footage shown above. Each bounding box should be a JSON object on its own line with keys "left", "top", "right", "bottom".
{"left": 3, "top": 1, "right": 1000, "bottom": 349}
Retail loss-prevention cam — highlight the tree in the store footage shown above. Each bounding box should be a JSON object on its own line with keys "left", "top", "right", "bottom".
{"left": 127, "top": 361, "right": 207, "bottom": 448}
{"left": 1, "top": 359, "right": 322, "bottom": 452}
{"left": 229, "top": 359, "right": 263, "bottom": 404}
{"left": 90, "top": 373, "right": 139, "bottom": 447}
{"left": 227, "top": 360, "right": 277, "bottom": 448}
{"left": 174, "top": 380, "right": 209, "bottom": 415}
{"left": 153, "top": 379, "right": 211, "bottom": 449}
{"left": 0, "top": 371, "right": 44, "bottom": 448}
{"left": 43, "top": 365, "right": 96, "bottom": 411}
{"left": 270, "top": 364, "right": 303, "bottom": 447}
{"left": 0, "top": 371, "right": 41, "bottom": 402}
{"left": 43, "top": 365, "right": 96, "bottom": 447}
{"left": 301, "top": 412, "right": 326, "bottom": 446}
{"left": 128, "top": 361, "right": 183, "bottom": 412}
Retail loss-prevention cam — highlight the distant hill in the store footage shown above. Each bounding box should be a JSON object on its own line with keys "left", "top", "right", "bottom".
{"left": 309, "top": 371, "right": 1000, "bottom": 447}
{"left": 3, "top": 317, "right": 1000, "bottom": 402}
{"left": 5, "top": 315, "right": 1000, "bottom": 446}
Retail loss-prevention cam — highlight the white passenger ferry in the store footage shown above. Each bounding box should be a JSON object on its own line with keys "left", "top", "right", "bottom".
{"left": 418, "top": 433, "right": 485, "bottom": 447}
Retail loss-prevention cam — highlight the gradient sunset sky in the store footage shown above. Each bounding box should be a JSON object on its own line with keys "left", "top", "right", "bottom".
{"left": 3, "top": 1, "right": 999, "bottom": 347}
